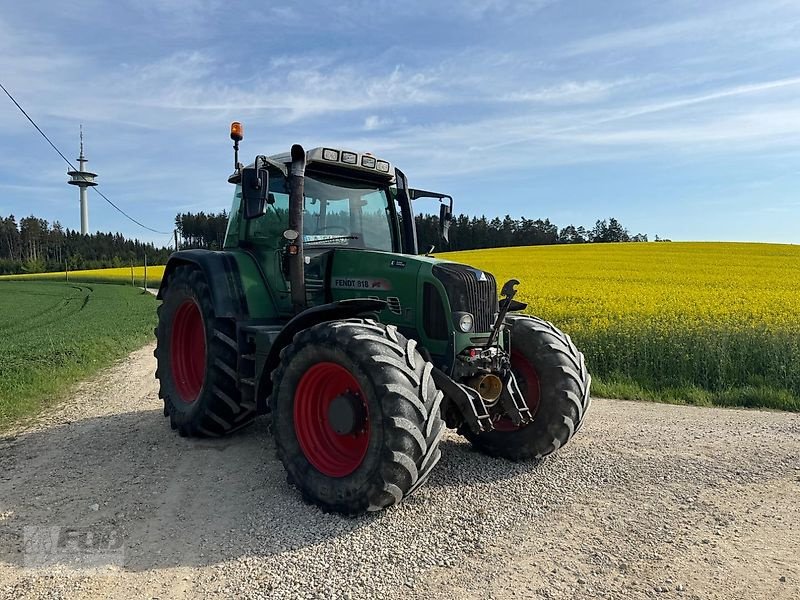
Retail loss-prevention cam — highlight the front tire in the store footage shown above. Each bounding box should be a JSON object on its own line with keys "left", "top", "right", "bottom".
{"left": 463, "top": 315, "right": 591, "bottom": 460}
{"left": 271, "top": 319, "right": 444, "bottom": 514}
{"left": 154, "top": 265, "right": 256, "bottom": 437}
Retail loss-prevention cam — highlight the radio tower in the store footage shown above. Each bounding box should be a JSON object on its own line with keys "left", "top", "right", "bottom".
{"left": 67, "top": 125, "right": 97, "bottom": 235}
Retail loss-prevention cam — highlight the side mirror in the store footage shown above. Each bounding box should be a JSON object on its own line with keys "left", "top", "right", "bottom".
{"left": 439, "top": 201, "right": 452, "bottom": 243}
{"left": 241, "top": 156, "right": 269, "bottom": 219}
{"left": 405, "top": 186, "right": 454, "bottom": 245}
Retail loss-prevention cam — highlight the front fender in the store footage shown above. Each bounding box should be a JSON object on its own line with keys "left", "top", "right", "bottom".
{"left": 255, "top": 298, "right": 386, "bottom": 409}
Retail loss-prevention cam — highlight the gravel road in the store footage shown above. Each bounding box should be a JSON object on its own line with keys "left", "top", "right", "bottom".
{"left": 1, "top": 343, "right": 798, "bottom": 600}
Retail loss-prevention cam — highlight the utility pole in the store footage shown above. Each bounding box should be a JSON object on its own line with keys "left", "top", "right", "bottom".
{"left": 143, "top": 252, "right": 148, "bottom": 292}
{"left": 174, "top": 229, "right": 179, "bottom": 251}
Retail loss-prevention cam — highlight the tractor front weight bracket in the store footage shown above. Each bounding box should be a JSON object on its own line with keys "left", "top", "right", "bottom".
{"left": 499, "top": 369, "right": 532, "bottom": 427}
{"left": 431, "top": 367, "right": 494, "bottom": 433}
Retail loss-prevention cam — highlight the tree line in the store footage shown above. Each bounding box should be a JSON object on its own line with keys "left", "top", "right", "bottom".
{"left": 0, "top": 210, "right": 654, "bottom": 276}
{"left": 175, "top": 210, "right": 650, "bottom": 253}
{"left": 0, "top": 214, "right": 171, "bottom": 275}
{"left": 175, "top": 211, "right": 229, "bottom": 249}
{"left": 416, "top": 214, "right": 648, "bottom": 251}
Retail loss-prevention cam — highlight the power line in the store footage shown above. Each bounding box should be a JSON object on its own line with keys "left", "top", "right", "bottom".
{"left": 162, "top": 230, "right": 176, "bottom": 249}
{"left": 0, "top": 81, "right": 170, "bottom": 235}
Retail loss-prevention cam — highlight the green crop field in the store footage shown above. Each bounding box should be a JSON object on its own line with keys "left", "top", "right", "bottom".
{"left": 0, "top": 281, "right": 157, "bottom": 429}
{"left": 444, "top": 242, "right": 800, "bottom": 411}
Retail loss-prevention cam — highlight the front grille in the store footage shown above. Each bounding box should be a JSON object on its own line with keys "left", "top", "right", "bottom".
{"left": 432, "top": 263, "right": 498, "bottom": 333}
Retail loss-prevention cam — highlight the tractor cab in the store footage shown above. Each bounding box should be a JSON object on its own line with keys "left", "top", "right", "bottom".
{"left": 224, "top": 142, "right": 456, "bottom": 325}
{"left": 225, "top": 152, "right": 400, "bottom": 252}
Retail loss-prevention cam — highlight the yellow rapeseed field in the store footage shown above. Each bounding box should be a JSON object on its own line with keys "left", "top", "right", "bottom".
{"left": 0, "top": 265, "right": 166, "bottom": 289}
{"left": 445, "top": 242, "right": 800, "bottom": 409}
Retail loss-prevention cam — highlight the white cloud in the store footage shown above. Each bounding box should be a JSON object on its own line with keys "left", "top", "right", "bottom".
{"left": 125, "top": 0, "right": 226, "bottom": 33}
{"left": 468, "top": 76, "right": 800, "bottom": 153}
{"left": 562, "top": 1, "right": 800, "bottom": 56}
{"left": 364, "top": 115, "right": 389, "bottom": 131}
{"left": 327, "top": 0, "right": 557, "bottom": 22}
{"left": 593, "top": 76, "right": 800, "bottom": 123}
{"left": 502, "top": 80, "right": 621, "bottom": 104}
{"left": 451, "top": 0, "right": 557, "bottom": 20}
{"left": 117, "top": 55, "right": 444, "bottom": 123}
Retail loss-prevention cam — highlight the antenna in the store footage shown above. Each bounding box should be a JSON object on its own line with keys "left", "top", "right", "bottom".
{"left": 67, "top": 125, "right": 98, "bottom": 234}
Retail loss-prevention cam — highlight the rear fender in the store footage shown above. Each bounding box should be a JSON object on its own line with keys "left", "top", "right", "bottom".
{"left": 158, "top": 250, "right": 248, "bottom": 320}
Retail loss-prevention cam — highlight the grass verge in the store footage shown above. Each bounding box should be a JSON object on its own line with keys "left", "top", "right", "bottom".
{"left": 592, "top": 376, "right": 800, "bottom": 411}
{"left": 0, "top": 281, "right": 157, "bottom": 430}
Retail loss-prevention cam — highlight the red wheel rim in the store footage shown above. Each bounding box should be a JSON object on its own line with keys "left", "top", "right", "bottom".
{"left": 170, "top": 299, "right": 206, "bottom": 404}
{"left": 494, "top": 349, "right": 541, "bottom": 432}
{"left": 294, "top": 362, "right": 370, "bottom": 477}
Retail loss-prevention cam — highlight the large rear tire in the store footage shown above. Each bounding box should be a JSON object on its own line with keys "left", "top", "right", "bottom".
{"left": 462, "top": 315, "right": 591, "bottom": 460}
{"left": 271, "top": 319, "right": 445, "bottom": 514}
{"left": 154, "top": 265, "right": 256, "bottom": 437}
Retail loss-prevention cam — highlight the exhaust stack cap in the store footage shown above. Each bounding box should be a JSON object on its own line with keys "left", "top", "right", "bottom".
{"left": 290, "top": 144, "right": 306, "bottom": 175}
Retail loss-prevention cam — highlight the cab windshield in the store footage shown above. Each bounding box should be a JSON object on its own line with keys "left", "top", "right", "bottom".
{"left": 231, "top": 172, "right": 396, "bottom": 252}
{"left": 302, "top": 174, "right": 394, "bottom": 252}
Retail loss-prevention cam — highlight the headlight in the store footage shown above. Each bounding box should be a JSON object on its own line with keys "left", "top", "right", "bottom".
{"left": 376, "top": 160, "right": 390, "bottom": 173}
{"left": 341, "top": 151, "right": 357, "bottom": 164}
{"left": 322, "top": 148, "right": 339, "bottom": 161}
{"left": 361, "top": 155, "right": 376, "bottom": 168}
{"left": 456, "top": 312, "right": 474, "bottom": 333}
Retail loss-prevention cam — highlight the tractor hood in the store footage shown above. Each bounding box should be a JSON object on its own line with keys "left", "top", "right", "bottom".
{"left": 328, "top": 249, "right": 499, "bottom": 357}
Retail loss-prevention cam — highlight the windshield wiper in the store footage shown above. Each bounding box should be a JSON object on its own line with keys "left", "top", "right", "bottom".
{"left": 304, "top": 235, "right": 360, "bottom": 244}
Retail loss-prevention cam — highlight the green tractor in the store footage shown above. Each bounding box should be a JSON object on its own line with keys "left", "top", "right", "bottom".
{"left": 154, "top": 122, "right": 591, "bottom": 514}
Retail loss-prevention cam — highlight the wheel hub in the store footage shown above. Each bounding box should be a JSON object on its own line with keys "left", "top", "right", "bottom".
{"left": 328, "top": 392, "right": 366, "bottom": 435}
{"left": 293, "top": 362, "right": 371, "bottom": 477}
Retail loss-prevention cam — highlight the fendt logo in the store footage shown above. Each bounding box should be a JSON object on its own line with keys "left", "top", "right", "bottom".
{"left": 23, "top": 526, "right": 125, "bottom": 569}
{"left": 332, "top": 277, "right": 393, "bottom": 291}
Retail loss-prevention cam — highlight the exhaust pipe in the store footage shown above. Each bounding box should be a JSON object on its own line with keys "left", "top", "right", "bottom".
{"left": 288, "top": 144, "right": 306, "bottom": 312}
{"left": 468, "top": 373, "right": 503, "bottom": 405}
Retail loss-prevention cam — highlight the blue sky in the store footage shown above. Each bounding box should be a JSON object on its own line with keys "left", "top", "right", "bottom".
{"left": 1, "top": 0, "right": 800, "bottom": 245}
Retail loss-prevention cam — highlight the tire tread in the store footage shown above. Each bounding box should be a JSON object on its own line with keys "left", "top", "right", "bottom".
{"left": 270, "top": 318, "right": 444, "bottom": 514}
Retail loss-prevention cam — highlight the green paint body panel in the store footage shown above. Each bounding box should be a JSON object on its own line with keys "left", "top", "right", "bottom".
{"left": 327, "top": 250, "right": 505, "bottom": 367}
{"left": 225, "top": 244, "right": 498, "bottom": 370}
{"left": 330, "top": 250, "right": 449, "bottom": 358}
{"left": 228, "top": 250, "right": 282, "bottom": 320}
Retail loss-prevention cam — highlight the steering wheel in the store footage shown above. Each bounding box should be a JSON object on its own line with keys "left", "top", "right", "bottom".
{"left": 313, "top": 225, "right": 349, "bottom": 235}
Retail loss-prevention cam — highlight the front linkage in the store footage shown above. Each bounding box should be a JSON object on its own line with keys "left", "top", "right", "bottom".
{"left": 433, "top": 278, "right": 533, "bottom": 434}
